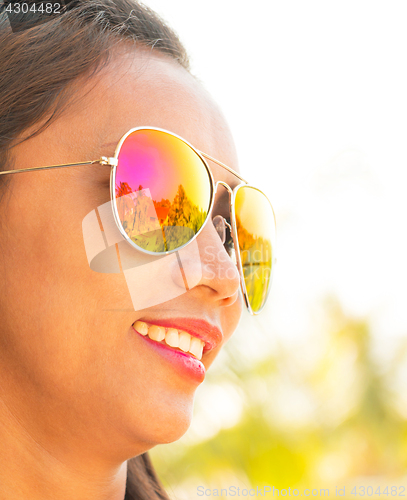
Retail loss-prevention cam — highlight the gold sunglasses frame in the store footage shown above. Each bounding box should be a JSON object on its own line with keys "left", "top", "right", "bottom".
{"left": 0, "top": 126, "right": 276, "bottom": 315}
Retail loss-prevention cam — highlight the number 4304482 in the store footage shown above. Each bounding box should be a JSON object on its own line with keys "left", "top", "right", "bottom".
{"left": 4, "top": 3, "right": 62, "bottom": 15}
{"left": 351, "top": 486, "right": 406, "bottom": 496}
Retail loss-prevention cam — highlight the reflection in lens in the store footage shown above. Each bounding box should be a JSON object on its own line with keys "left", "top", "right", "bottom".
{"left": 234, "top": 186, "right": 276, "bottom": 313}
{"left": 114, "top": 129, "right": 212, "bottom": 254}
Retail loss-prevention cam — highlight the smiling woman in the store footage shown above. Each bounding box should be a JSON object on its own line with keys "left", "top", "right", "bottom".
{"left": 0, "top": 1, "right": 275, "bottom": 499}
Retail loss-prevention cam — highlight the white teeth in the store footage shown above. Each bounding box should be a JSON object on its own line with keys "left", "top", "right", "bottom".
{"left": 178, "top": 331, "right": 191, "bottom": 352}
{"left": 165, "top": 329, "right": 180, "bottom": 348}
{"left": 133, "top": 321, "right": 205, "bottom": 360}
{"left": 148, "top": 325, "right": 165, "bottom": 342}
{"left": 189, "top": 336, "right": 204, "bottom": 360}
{"left": 134, "top": 321, "right": 148, "bottom": 336}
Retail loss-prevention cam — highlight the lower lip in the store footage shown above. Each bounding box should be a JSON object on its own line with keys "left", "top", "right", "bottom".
{"left": 132, "top": 328, "right": 206, "bottom": 383}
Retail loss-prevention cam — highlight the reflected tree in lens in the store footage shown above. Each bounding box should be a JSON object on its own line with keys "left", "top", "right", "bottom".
{"left": 236, "top": 214, "right": 273, "bottom": 313}
{"left": 115, "top": 182, "right": 207, "bottom": 253}
{"left": 165, "top": 184, "right": 207, "bottom": 251}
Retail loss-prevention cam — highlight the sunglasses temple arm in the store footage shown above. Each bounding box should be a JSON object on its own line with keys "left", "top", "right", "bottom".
{"left": 0, "top": 157, "right": 117, "bottom": 176}
{"left": 199, "top": 151, "right": 248, "bottom": 183}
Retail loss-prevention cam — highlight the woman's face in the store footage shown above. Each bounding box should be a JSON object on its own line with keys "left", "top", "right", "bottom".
{"left": 0, "top": 48, "right": 243, "bottom": 463}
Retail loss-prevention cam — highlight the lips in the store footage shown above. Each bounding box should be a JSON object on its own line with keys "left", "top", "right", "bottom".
{"left": 134, "top": 317, "right": 223, "bottom": 354}
{"left": 131, "top": 317, "right": 222, "bottom": 383}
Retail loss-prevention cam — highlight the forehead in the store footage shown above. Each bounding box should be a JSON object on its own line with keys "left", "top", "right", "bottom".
{"left": 60, "top": 47, "right": 239, "bottom": 175}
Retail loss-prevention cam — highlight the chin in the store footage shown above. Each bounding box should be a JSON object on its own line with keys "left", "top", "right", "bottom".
{"left": 120, "top": 392, "right": 195, "bottom": 453}
{"left": 155, "top": 421, "right": 191, "bottom": 445}
{"left": 151, "top": 401, "right": 194, "bottom": 445}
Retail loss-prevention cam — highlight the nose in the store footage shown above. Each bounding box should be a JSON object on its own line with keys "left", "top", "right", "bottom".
{"left": 188, "top": 215, "right": 241, "bottom": 307}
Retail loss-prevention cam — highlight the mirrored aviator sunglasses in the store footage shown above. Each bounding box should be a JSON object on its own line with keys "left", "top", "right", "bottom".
{"left": 0, "top": 127, "right": 276, "bottom": 314}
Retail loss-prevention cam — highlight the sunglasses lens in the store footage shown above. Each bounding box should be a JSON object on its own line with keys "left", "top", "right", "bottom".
{"left": 234, "top": 186, "right": 276, "bottom": 313}
{"left": 114, "top": 129, "right": 212, "bottom": 254}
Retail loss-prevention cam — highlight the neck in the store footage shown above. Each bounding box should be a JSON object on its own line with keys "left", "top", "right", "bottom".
{"left": 0, "top": 397, "right": 128, "bottom": 500}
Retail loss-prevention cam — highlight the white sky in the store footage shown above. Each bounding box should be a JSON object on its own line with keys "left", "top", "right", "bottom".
{"left": 143, "top": 1, "right": 407, "bottom": 342}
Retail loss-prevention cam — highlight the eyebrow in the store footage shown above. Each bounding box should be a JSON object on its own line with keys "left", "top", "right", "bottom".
{"left": 100, "top": 141, "right": 117, "bottom": 149}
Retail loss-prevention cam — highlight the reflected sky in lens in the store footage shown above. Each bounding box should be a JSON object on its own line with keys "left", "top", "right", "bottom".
{"left": 116, "top": 129, "right": 211, "bottom": 205}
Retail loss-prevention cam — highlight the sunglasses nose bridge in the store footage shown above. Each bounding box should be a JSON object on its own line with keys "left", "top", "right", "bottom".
{"left": 213, "top": 180, "right": 233, "bottom": 194}
{"left": 211, "top": 180, "right": 233, "bottom": 223}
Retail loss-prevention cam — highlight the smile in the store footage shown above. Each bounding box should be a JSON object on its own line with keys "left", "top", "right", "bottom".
{"left": 132, "top": 321, "right": 205, "bottom": 360}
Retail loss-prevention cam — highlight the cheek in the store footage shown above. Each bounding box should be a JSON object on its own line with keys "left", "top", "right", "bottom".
{"left": 2, "top": 168, "right": 127, "bottom": 309}
{"left": 204, "top": 294, "right": 243, "bottom": 369}
{"left": 0, "top": 176, "right": 131, "bottom": 385}
{"left": 223, "top": 295, "right": 244, "bottom": 343}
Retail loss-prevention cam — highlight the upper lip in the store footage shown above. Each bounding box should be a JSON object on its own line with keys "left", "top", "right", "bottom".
{"left": 136, "top": 317, "right": 223, "bottom": 353}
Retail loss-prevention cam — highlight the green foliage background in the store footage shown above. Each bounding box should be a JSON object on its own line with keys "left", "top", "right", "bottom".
{"left": 150, "top": 298, "right": 407, "bottom": 499}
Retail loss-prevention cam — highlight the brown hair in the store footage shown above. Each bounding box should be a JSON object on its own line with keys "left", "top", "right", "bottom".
{"left": 0, "top": 1, "right": 190, "bottom": 498}
{"left": 0, "top": 0, "right": 189, "bottom": 195}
